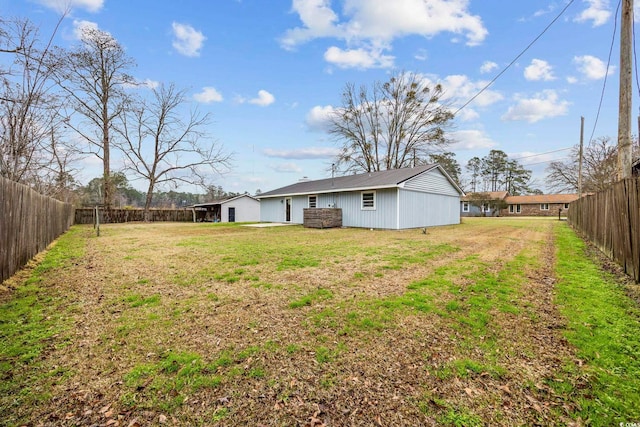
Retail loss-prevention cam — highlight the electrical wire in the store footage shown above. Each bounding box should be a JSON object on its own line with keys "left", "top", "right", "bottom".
{"left": 521, "top": 157, "right": 571, "bottom": 168}
{"left": 586, "top": 0, "right": 621, "bottom": 145}
{"left": 453, "top": 0, "right": 577, "bottom": 115}
{"left": 510, "top": 147, "right": 573, "bottom": 162}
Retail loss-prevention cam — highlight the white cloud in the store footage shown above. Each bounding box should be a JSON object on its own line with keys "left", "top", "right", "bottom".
{"left": 524, "top": 59, "right": 555, "bottom": 81}
{"left": 532, "top": 4, "right": 558, "bottom": 18}
{"left": 449, "top": 129, "right": 497, "bottom": 150}
{"left": 480, "top": 61, "right": 498, "bottom": 74}
{"left": 281, "top": 0, "right": 488, "bottom": 68}
{"left": 249, "top": 90, "right": 275, "bottom": 106}
{"left": 123, "top": 78, "right": 161, "bottom": 90}
{"left": 414, "top": 48, "right": 428, "bottom": 61}
{"left": 194, "top": 87, "right": 223, "bottom": 103}
{"left": 574, "top": 0, "right": 611, "bottom": 27}
{"left": 502, "top": 90, "right": 570, "bottom": 123}
{"left": 142, "top": 79, "right": 160, "bottom": 90}
{"left": 566, "top": 76, "right": 579, "bottom": 84}
{"left": 36, "top": 0, "right": 103, "bottom": 13}
{"left": 270, "top": 162, "right": 303, "bottom": 173}
{"left": 455, "top": 108, "right": 480, "bottom": 122}
{"left": 171, "top": 22, "right": 206, "bottom": 57}
{"left": 72, "top": 19, "right": 99, "bottom": 40}
{"left": 324, "top": 46, "right": 394, "bottom": 69}
{"left": 263, "top": 147, "right": 340, "bottom": 159}
{"left": 573, "top": 55, "right": 615, "bottom": 80}
{"left": 306, "top": 105, "right": 335, "bottom": 131}
{"left": 435, "top": 74, "right": 504, "bottom": 108}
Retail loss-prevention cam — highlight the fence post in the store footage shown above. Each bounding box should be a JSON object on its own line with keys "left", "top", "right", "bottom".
{"left": 95, "top": 206, "right": 100, "bottom": 237}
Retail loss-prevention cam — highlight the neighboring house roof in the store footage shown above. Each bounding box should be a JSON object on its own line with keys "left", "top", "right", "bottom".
{"left": 461, "top": 191, "right": 509, "bottom": 201}
{"left": 191, "top": 194, "right": 259, "bottom": 208}
{"left": 257, "top": 165, "right": 463, "bottom": 198}
{"left": 504, "top": 194, "right": 579, "bottom": 204}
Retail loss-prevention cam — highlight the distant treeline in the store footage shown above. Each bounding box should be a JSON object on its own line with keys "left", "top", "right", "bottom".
{"left": 76, "top": 173, "right": 251, "bottom": 208}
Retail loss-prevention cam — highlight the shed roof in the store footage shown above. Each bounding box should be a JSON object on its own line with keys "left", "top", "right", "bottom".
{"left": 257, "top": 164, "right": 459, "bottom": 198}
{"left": 191, "top": 194, "right": 259, "bottom": 208}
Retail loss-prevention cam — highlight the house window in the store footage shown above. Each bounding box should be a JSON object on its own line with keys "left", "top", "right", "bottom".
{"left": 361, "top": 191, "right": 376, "bottom": 210}
{"left": 564, "top": 203, "right": 570, "bottom": 209}
{"left": 540, "top": 203, "right": 549, "bottom": 210}
{"left": 509, "top": 204, "right": 521, "bottom": 214}
{"left": 462, "top": 202, "right": 469, "bottom": 212}
{"left": 483, "top": 204, "right": 491, "bottom": 213}
{"left": 308, "top": 195, "right": 317, "bottom": 208}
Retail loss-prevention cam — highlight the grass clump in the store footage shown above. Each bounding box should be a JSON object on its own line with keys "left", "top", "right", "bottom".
{"left": 289, "top": 288, "right": 333, "bottom": 308}
{"left": 553, "top": 224, "right": 640, "bottom": 423}
{"left": 124, "top": 293, "right": 161, "bottom": 308}
{"left": 122, "top": 345, "right": 268, "bottom": 412}
{"left": 0, "top": 227, "right": 85, "bottom": 423}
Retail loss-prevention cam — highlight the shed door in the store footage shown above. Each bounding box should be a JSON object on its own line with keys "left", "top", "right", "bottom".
{"left": 228, "top": 207, "right": 236, "bottom": 222}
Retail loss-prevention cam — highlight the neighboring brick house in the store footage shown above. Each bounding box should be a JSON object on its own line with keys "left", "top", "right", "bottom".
{"left": 501, "top": 194, "right": 579, "bottom": 217}
{"left": 460, "top": 191, "right": 508, "bottom": 217}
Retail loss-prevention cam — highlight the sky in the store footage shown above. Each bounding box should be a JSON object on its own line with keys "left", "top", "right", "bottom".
{"left": 2, "top": 0, "right": 637, "bottom": 194}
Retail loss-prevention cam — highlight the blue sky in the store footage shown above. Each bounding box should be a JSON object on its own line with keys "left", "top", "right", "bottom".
{"left": 3, "top": 0, "right": 635, "bottom": 194}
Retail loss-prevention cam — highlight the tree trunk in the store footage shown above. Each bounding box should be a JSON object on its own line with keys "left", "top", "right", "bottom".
{"left": 102, "top": 110, "right": 112, "bottom": 209}
{"left": 143, "top": 181, "right": 155, "bottom": 222}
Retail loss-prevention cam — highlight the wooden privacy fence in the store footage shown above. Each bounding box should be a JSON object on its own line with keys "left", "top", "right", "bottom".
{"left": 568, "top": 178, "right": 640, "bottom": 282}
{"left": 1, "top": 177, "right": 75, "bottom": 283}
{"left": 74, "top": 208, "right": 194, "bottom": 224}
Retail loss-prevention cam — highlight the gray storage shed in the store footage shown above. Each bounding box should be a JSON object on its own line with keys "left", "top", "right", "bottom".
{"left": 257, "top": 164, "right": 464, "bottom": 230}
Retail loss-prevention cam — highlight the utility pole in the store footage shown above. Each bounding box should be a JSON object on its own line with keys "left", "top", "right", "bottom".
{"left": 617, "top": 0, "right": 633, "bottom": 180}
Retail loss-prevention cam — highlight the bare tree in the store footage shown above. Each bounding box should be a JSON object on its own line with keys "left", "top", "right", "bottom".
{"left": 116, "top": 83, "right": 232, "bottom": 221}
{"left": 545, "top": 136, "right": 636, "bottom": 193}
{"left": 0, "top": 16, "right": 72, "bottom": 197}
{"left": 329, "top": 71, "right": 454, "bottom": 173}
{"left": 54, "top": 26, "right": 135, "bottom": 209}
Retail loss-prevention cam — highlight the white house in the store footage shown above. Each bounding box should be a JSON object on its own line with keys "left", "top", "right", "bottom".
{"left": 192, "top": 194, "right": 260, "bottom": 223}
{"left": 257, "top": 165, "right": 464, "bottom": 230}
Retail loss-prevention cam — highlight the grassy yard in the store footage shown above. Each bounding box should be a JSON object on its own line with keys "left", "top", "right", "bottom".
{"left": 1, "top": 218, "right": 639, "bottom": 426}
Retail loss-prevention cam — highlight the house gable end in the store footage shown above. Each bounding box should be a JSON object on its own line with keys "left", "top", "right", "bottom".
{"left": 403, "top": 167, "right": 462, "bottom": 196}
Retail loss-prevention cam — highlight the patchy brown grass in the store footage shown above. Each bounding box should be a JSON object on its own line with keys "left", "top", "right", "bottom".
{"left": 1, "top": 218, "right": 591, "bottom": 425}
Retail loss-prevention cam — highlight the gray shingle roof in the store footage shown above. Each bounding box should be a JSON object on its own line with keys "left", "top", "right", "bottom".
{"left": 257, "top": 164, "right": 438, "bottom": 198}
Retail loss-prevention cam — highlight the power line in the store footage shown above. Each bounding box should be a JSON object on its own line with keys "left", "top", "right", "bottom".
{"left": 453, "top": 0, "right": 577, "bottom": 115}
{"left": 521, "top": 156, "right": 571, "bottom": 168}
{"left": 510, "top": 146, "right": 573, "bottom": 162}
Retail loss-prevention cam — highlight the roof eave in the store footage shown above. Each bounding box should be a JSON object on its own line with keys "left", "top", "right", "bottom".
{"left": 257, "top": 183, "right": 400, "bottom": 199}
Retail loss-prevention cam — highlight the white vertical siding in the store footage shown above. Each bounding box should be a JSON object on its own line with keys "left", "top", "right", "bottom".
{"left": 318, "top": 193, "right": 339, "bottom": 208}
{"left": 337, "top": 188, "right": 397, "bottom": 229}
{"left": 220, "top": 197, "right": 260, "bottom": 222}
{"left": 404, "top": 168, "right": 460, "bottom": 196}
{"left": 260, "top": 198, "right": 284, "bottom": 222}
{"left": 259, "top": 196, "right": 307, "bottom": 224}
{"left": 398, "top": 189, "right": 460, "bottom": 228}
{"left": 290, "top": 196, "right": 306, "bottom": 223}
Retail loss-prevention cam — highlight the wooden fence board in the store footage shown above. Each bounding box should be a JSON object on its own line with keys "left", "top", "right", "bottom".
{"left": 1, "top": 177, "right": 74, "bottom": 283}
{"left": 74, "top": 208, "right": 194, "bottom": 224}
{"left": 568, "top": 178, "right": 640, "bottom": 282}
